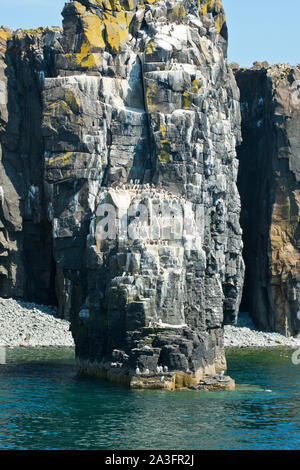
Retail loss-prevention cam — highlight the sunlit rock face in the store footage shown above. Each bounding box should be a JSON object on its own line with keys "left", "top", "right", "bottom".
{"left": 236, "top": 64, "right": 300, "bottom": 337}
{"left": 0, "top": 0, "right": 244, "bottom": 388}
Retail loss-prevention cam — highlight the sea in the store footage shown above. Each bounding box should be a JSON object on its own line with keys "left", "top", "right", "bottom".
{"left": 0, "top": 347, "right": 299, "bottom": 450}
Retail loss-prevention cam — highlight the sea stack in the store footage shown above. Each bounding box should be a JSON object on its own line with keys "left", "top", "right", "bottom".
{"left": 0, "top": 0, "right": 244, "bottom": 389}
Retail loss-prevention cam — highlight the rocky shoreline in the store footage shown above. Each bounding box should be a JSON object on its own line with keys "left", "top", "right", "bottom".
{"left": 0, "top": 298, "right": 299, "bottom": 351}
{"left": 0, "top": 297, "right": 74, "bottom": 347}
{"left": 224, "top": 312, "right": 300, "bottom": 349}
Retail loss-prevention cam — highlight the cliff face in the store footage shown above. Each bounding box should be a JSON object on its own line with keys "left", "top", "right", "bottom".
{"left": 236, "top": 64, "right": 300, "bottom": 337}
{"left": 0, "top": 0, "right": 244, "bottom": 388}
{"left": 0, "top": 26, "right": 60, "bottom": 303}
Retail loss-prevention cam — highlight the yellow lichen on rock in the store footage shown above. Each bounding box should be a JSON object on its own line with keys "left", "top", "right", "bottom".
{"left": 103, "top": 10, "right": 131, "bottom": 53}
{"left": 44, "top": 94, "right": 83, "bottom": 121}
{"left": 183, "top": 91, "right": 191, "bottom": 109}
{"left": 48, "top": 152, "right": 73, "bottom": 168}
{"left": 109, "top": 0, "right": 123, "bottom": 11}
{"left": 158, "top": 149, "right": 170, "bottom": 163}
{"left": 157, "top": 121, "right": 170, "bottom": 163}
{"left": 122, "top": 0, "right": 138, "bottom": 10}
{"left": 73, "top": 10, "right": 105, "bottom": 68}
{"left": 22, "top": 27, "right": 44, "bottom": 36}
{"left": 63, "top": 0, "right": 136, "bottom": 63}
{"left": 62, "top": 152, "right": 73, "bottom": 167}
{"left": 76, "top": 42, "right": 102, "bottom": 69}
{"left": 146, "top": 41, "right": 154, "bottom": 55}
{"left": 45, "top": 100, "right": 68, "bottom": 116}
{"left": 73, "top": 0, "right": 87, "bottom": 15}
{"left": 65, "top": 90, "right": 81, "bottom": 114}
{"left": 0, "top": 30, "right": 11, "bottom": 41}
{"left": 200, "top": 2, "right": 207, "bottom": 15}
{"left": 145, "top": 80, "right": 158, "bottom": 113}
{"left": 214, "top": 12, "right": 226, "bottom": 33}
{"left": 82, "top": 14, "right": 106, "bottom": 50}
{"left": 13, "top": 27, "right": 45, "bottom": 41}
{"left": 69, "top": 3, "right": 106, "bottom": 68}
{"left": 191, "top": 79, "right": 202, "bottom": 94}
{"left": 173, "top": 2, "right": 186, "bottom": 20}
{"left": 199, "top": 0, "right": 225, "bottom": 34}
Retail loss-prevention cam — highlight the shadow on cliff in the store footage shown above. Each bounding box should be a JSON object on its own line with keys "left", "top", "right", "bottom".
{"left": 0, "top": 35, "right": 57, "bottom": 305}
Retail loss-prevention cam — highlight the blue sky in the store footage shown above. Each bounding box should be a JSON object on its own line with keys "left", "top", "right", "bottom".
{"left": 0, "top": 0, "right": 299, "bottom": 67}
{"left": 223, "top": 0, "right": 300, "bottom": 66}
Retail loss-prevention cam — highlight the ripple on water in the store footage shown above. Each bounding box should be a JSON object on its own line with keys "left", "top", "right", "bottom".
{"left": 0, "top": 347, "right": 299, "bottom": 450}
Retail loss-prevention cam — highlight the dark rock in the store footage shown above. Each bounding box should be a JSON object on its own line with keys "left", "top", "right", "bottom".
{"left": 236, "top": 64, "right": 300, "bottom": 337}
{"left": 0, "top": 1, "right": 244, "bottom": 388}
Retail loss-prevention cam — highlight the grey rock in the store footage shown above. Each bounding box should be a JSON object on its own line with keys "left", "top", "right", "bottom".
{"left": 0, "top": 1, "right": 244, "bottom": 388}
{"left": 236, "top": 65, "right": 300, "bottom": 337}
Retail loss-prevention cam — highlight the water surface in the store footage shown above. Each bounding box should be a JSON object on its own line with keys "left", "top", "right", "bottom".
{"left": 0, "top": 347, "right": 299, "bottom": 450}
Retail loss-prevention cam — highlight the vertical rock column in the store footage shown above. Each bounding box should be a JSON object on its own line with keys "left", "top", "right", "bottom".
{"left": 236, "top": 64, "right": 300, "bottom": 337}
{"left": 0, "top": 27, "right": 61, "bottom": 303}
{"left": 41, "top": 0, "right": 244, "bottom": 388}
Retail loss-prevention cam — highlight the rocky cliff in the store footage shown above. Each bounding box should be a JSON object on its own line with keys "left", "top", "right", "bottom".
{"left": 0, "top": 0, "right": 244, "bottom": 389}
{"left": 0, "top": 25, "right": 62, "bottom": 303}
{"left": 236, "top": 63, "right": 300, "bottom": 337}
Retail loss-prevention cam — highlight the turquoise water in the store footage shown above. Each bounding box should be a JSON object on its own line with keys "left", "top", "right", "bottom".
{"left": 0, "top": 347, "right": 299, "bottom": 450}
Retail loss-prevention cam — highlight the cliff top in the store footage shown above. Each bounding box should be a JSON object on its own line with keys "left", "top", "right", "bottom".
{"left": 0, "top": 0, "right": 226, "bottom": 41}
{"left": 230, "top": 61, "right": 300, "bottom": 74}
